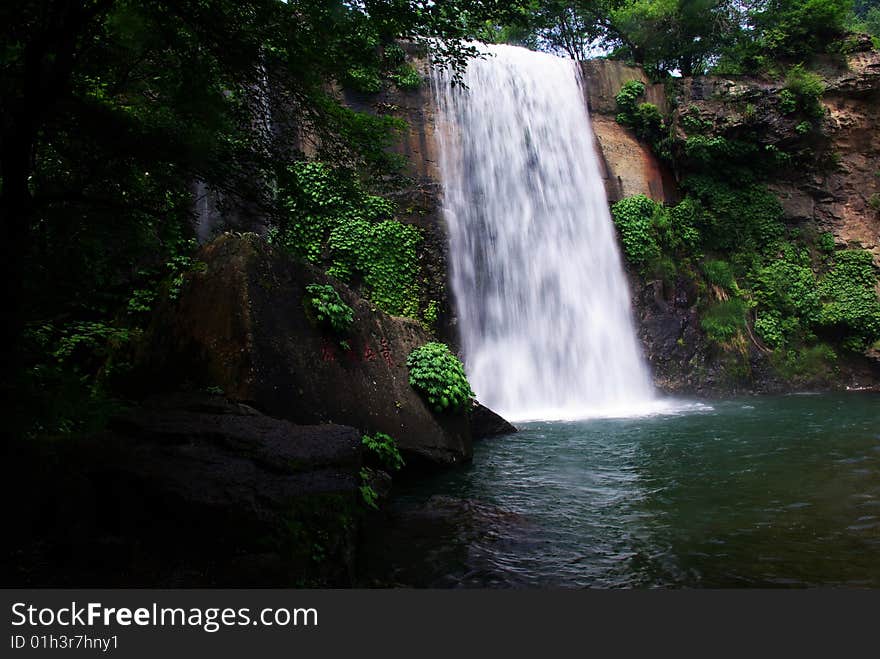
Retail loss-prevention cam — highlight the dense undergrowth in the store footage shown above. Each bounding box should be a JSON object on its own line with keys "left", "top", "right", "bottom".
{"left": 612, "top": 65, "right": 880, "bottom": 386}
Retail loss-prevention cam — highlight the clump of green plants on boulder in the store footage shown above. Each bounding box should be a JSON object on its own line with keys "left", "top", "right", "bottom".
{"left": 303, "top": 283, "right": 354, "bottom": 336}
{"left": 362, "top": 432, "right": 405, "bottom": 472}
{"left": 406, "top": 342, "right": 474, "bottom": 413}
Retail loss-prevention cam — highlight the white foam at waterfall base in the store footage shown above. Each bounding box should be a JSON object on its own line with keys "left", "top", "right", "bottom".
{"left": 431, "top": 44, "right": 661, "bottom": 423}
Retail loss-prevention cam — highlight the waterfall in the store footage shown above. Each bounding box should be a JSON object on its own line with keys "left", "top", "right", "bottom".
{"left": 431, "top": 44, "right": 657, "bottom": 422}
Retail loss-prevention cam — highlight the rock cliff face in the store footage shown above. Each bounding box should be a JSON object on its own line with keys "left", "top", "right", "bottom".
{"left": 137, "top": 233, "right": 473, "bottom": 468}
{"left": 342, "top": 47, "right": 460, "bottom": 348}
{"left": 669, "top": 51, "right": 880, "bottom": 267}
{"left": 581, "top": 53, "right": 880, "bottom": 393}
{"left": 580, "top": 60, "right": 677, "bottom": 205}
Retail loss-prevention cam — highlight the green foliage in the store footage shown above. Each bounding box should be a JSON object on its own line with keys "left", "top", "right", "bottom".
{"left": 359, "top": 468, "right": 379, "bottom": 510}
{"left": 303, "top": 284, "right": 354, "bottom": 336}
{"left": 818, "top": 250, "right": 880, "bottom": 348}
{"left": 751, "top": 0, "right": 852, "bottom": 61}
{"left": 701, "top": 298, "right": 749, "bottom": 343}
{"left": 703, "top": 260, "right": 736, "bottom": 291}
{"left": 868, "top": 193, "right": 880, "bottom": 212}
{"left": 609, "top": 0, "right": 738, "bottom": 76}
{"left": 615, "top": 80, "right": 646, "bottom": 121}
{"left": 422, "top": 299, "right": 440, "bottom": 329}
{"left": 383, "top": 43, "right": 406, "bottom": 66}
{"left": 615, "top": 81, "right": 667, "bottom": 146}
{"left": 778, "top": 89, "right": 798, "bottom": 115}
{"left": 666, "top": 198, "right": 703, "bottom": 253}
{"left": 770, "top": 344, "right": 838, "bottom": 382}
{"left": 612, "top": 194, "right": 702, "bottom": 273}
{"left": 611, "top": 195, "right": 662, "bottom": 268}
{"left": 818, "top": 232, "right": 836, "bottom": 253}
{"left": 406, "top": 342, "right": 474, "bottom": 414}
{"left": 682, "top": 106, "right": 713, "bottom": 134}
{"left": 345, "top": 66, "right": 383, "bottom": 94}
{"left": 271, "top": 161, "right": 423, "bottom": 318}
{"left": 751, "top": 245, "right": 821, "bottom": 347}
{"left": 391, "top": 64, "right": 422, "bottom": 90}
{"left": 362, "top": 432, "right": 405, "bottom": 472}
{"left": 783, "top": 65, "right": 826, "bottom": 118}
{"left": 682, "top": 177, "right": 785, "bottom": 253}
{"left": 795, "top": 120, "right": 813, "bottom": 135}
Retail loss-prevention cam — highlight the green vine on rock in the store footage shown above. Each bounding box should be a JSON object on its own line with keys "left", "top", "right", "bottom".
{"left": 270, "top": 161, "right": 424, "bottom": 319}
{"left": 303, "top": 283, "right": 355, "bottom": 336}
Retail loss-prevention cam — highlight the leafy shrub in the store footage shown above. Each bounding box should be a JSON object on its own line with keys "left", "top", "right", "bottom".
{"left": 422, "top": 299, "right": 439, "bottom": 328}
{"left": 751, "top": 247, "right": 821, "bottom": 347}
{"left": 795, "top": 120, "right": 812, "bottom": 135}
{"left": 818, "top": 249, "right": 880, "bottom": 347}
{"left": 703, "top": 260, "right": 736, "bottom": 290}
{"left": 346, "top": 66, "right": 382, "bottom": 93}
{"left": 771, "top": 344, "right": 838, "bottom": 382}
{"left": 869, "top": 193, "right": 880, "bottom": 212}
{"left": 817, "top": 232, "right": 836, "bottom": 253}
{"left": 407, "top": 342, "right": 474, "bottom": 413}
{"left": 362, "top": 432, "right": 405, "bottom": 471}
{"left": 633, "top": 102, "right": 664, "bottom": 141}
{"left": 615, "top": 81, "right": 667, "bottom": 144}
{"left": 701, "top": 298, "right": 749, "bottom": 343}
{"left": 383, "top": 43, "right": 406, "bottom": 66}
{"left": 783, "top": 64, "right": 825, "bottom": 118}
{"left": 328, "top": 219, "right": 421, "bottom": 317}
{"left": 615, "top": 80, "right": 646, "bottom": 121}
{"left": 359, "top": 468, "right": 379, "bottom": 509}
{"left": 391, "top": 64, "right": 421, "bottom": 90}
{"left": 778, "top": 89, "right": 797, "bottom": 114}
{"left": 666, "top": 197, "right": 702, "bottom": 252}
{"left": 611, "top": 195, "right": 662, "bottom": 268}
{"left": 682, "top": 106, "right": 712, "bottom": 134}
{"left": 682, "top": 177, "right": 784, "bottom": 253}
{"left": 303, "top": 284, "right": 354, "bottom": 335}
{"left": 684, "top": 135, "right": 734, "bottom": 164}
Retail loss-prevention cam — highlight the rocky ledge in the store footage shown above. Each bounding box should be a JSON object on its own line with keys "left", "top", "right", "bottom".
{"left": 4, "top": 394, "right": 362, "bottom": 587}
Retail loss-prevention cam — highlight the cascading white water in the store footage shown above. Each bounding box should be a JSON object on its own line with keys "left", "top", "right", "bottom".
{"left": 431, "top": 44, "right": 657, "bottom": 422}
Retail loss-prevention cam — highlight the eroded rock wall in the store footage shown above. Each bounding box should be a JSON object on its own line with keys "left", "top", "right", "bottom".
{"left": 137, "top": 233, "right": 472, "bottom": 468}
{"left": 580, "top": 60, "right": 677, "bottom": 205}
{"left": 671, "top": 51, "right": 880, "bottom": 267}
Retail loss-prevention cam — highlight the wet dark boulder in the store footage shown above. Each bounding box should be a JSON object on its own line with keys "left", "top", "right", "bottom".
{"left": 135, "top": 233, "right": 473, "bottom": 468}
{"left": 471, "top": 402, "right": 517, "bottom": 439}
{"left": 4, "top": 394, "right": 362, "bottom": 587}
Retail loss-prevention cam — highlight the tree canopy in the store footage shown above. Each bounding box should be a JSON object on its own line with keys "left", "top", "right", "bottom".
{"left": 478, "top": 0, "right": 864, "bottom": 75}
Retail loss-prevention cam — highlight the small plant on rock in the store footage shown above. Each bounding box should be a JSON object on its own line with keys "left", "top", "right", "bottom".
{"left": 303, "top": 283, "right": 354, "bottom": 335}
{"left": 362, "top": 432, "right": 405, "bottom": 472}
{"left": 406, "top": 342, "right": 474, "bottom": 413}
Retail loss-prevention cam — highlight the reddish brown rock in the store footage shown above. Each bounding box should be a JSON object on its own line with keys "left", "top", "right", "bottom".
{"left": 580, "top": 60, "right": 677, "bottom": 205}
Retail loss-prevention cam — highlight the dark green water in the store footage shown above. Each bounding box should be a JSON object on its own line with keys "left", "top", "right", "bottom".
{"left": 380, "top": 393, "right": 880, "bottom": 587}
